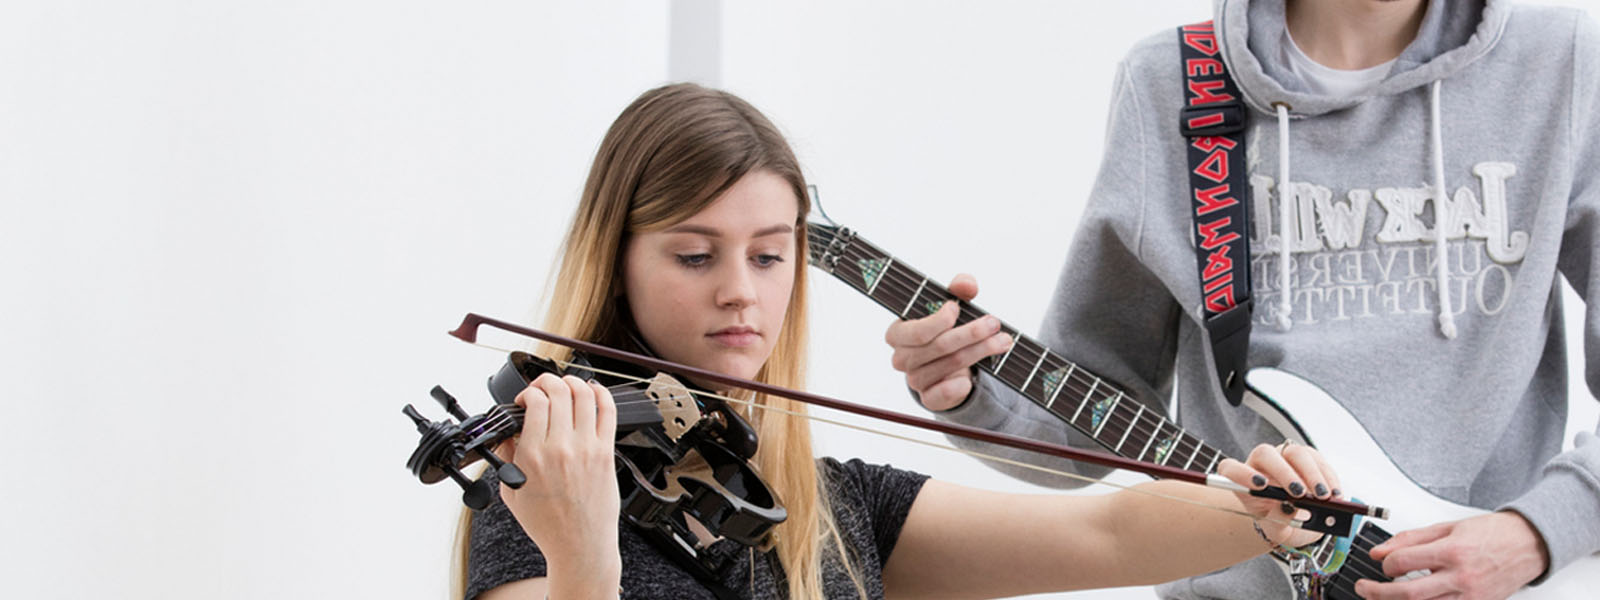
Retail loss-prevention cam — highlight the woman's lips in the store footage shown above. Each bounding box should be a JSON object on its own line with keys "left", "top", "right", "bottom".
{"left": 708, "top": 328, "right": 760, "bottom": 347}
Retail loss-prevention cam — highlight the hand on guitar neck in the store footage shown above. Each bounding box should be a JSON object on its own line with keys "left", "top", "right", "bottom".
{"left": 885, "top": 273, "right": 1012, "bottom": 411}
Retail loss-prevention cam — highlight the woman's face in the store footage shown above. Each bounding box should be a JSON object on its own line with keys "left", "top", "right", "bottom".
{"left": 621, "top": 170, "right": 799, "bottom": 384}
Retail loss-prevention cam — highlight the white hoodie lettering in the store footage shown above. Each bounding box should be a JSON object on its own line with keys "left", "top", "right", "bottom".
{"left": 1247, "top": 161, "right": 1527, "bottom": 325}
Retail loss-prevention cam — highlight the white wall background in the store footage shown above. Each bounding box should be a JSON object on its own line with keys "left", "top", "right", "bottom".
{"left": 3, "top": 1, "right": 1595, "bottom": 599}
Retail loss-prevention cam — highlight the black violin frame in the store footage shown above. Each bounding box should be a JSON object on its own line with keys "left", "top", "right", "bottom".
{"left": 402, "top": 350, "right": 788, "bottom": 581}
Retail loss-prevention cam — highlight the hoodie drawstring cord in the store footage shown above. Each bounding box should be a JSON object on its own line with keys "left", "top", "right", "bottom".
{"left": 1429, "top": 80, "right": 1459, "bottom": 339}
{"left": 1274, "top": 103, "right": 1294, "bottom": 331}
{"left": 1272, "top": 85, "right": 1457, "bottom": 339}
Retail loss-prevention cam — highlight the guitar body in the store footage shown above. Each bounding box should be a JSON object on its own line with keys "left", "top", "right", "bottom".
{"left": 1246, "top": 367, "right": 1596, "bottom": 598}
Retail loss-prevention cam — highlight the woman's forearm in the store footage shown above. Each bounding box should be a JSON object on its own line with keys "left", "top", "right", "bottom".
{"left": 1099, "top": 480, "right": 1301, "bottom": 584}
{"left": 544, "top": 553, "right": 623, "bottom": 600}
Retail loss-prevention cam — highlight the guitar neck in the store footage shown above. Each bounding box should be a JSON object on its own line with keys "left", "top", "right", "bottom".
{"left": 808, "top": 223, "right": 1228, "bottom": 474}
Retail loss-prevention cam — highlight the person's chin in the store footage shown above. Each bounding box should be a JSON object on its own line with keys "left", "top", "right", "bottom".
{"left": 712, "top": 356, "right": 763, "bottom": 382}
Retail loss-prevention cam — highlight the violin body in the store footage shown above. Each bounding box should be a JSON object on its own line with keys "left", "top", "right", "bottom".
{"left": 402, "top": 350, "right": 787, "bottom": 580}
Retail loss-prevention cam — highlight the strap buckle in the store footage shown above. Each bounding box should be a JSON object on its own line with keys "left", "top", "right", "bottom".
{"left": 1180, "top": 100, "right": 1248, "bottom": 137}
{"left": 1207, "top": 299, "right": 1253, "bottom": 406}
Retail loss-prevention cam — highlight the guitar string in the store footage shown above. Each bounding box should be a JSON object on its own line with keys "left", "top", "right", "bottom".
{"left": 812, "top": 234, "right": 1197, "bottom": 459}
{"left": 812, "top": 228, "right": 1393, "bottom": 577}
{"left": 813, "top": 234, "right": 1219, "bottom": 468}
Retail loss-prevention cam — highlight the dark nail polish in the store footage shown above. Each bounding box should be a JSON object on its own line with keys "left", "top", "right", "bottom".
{"left": 1281, "top": 501, "right": 1296, "bottom": 515}
{"left": 1315, "top": 483, "right": 1329, "bottom": 497}
{"left": 1288, "top": 482, "right": 1305, "bottom": 496}
{"left": 1332, "top": 488, "right": 1342, "bottom": 498}
{"left": 1251, "top": 474, "right": 1267, "bottom": 487}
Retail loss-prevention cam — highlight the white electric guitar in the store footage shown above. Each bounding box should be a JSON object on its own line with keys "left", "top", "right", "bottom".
{"left": 808, "top": 221, "right": 1597, "bottom": 599}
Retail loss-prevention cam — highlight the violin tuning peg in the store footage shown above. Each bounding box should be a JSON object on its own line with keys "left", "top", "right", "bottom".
{"left": 497, "top": 464, "right": 527, "bottom": 489}
{"left": 473, "top": 448, "right": 527, "bottom": 489}
{"left": 402, "top": 405, "right": 430, "bottom": 432}
{"left": 462, "top": 480, "right": 493, "bottom": 511}
{"left": 430, "top": 385, "right": 470, "bottom": 421}
{"left": 439, "top": 463, "right": 492, "bottom": 510}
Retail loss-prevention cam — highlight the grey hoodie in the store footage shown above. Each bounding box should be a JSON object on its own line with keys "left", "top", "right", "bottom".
{"left": 933, "top": 0, "right": 1600, "bottom": 596}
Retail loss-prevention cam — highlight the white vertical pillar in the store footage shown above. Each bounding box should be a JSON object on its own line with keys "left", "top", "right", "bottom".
{"left": 669, "top": 0, "right": 721, "bottom": 86}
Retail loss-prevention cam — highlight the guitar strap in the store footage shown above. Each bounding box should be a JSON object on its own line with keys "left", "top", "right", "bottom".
{"left": 1178, "top": 20, "right": 1253, "bottom": 407}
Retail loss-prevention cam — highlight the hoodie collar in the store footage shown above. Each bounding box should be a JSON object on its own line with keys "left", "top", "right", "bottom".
{"left": 1216, "top": 0, "right": 1510, "bottom": 116}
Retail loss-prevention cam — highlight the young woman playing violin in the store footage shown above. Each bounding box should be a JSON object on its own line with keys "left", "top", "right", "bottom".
{"left": 456, "top": 82, "right": 1346, "bottom": 599}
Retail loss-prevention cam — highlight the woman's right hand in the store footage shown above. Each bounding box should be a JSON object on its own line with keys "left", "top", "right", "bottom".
{"left": 1216, "top": 441, "right": 1343, "bottom": 549}
{"left": 497, "top": 372, "right": 621, "bottom": 589}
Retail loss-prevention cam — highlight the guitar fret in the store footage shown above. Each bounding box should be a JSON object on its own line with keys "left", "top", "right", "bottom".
{"left": 1113, "top": 403, "right": 1144, "bottom": 452}
{"left": 1181, "top": 442, "right": 1199, "bottom": 471}
{"left": 993, "top": 334, "right": 1020, "bottom": 371}
{"left": 1043, "top": 363, "right": 1076, "bottom": 409}
{"left": 1091, "top": 393, "right": 1123, "bottom": 437}
{"left": 812, "top": 225, "right": 1249, "bottom": 485}
{"left": 1069, "top": 379, "right": 1101, "bottom": 423}
{"left": 900, "top": 277, "right": 928, "bottom": 317}
{"left": 1018, "top": 351, "right": 1047, "bottom": 392}
{"left": 865, "top": 256, "right": 894, "bottom": 296}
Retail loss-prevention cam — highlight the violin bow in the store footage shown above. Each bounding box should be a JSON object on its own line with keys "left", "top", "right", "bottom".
{"left": 448, "top": 312, "right": 1388, "bottom": 535}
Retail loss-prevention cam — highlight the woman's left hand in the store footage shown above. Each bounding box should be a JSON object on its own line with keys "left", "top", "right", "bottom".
{"left": 496, "top": 373, "right": 622, "bottom": 586}
{"left": 1217, "top": 441, "right": 1343, "bottom": 548}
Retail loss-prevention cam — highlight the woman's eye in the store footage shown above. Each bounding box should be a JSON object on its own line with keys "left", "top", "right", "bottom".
{"left": 754, "top": 254, "right": 785, "bottom": 267}
{"left": 676, "top": 253, "right": 711, "bottom": 268}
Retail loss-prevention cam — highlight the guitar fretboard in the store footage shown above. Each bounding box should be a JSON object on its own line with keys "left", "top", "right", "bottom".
{"left": 808, "top": 223, "right": 1226, "bottom": 475}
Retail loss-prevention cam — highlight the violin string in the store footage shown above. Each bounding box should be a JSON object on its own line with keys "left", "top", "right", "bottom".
{"left": 527, "top": 353, "right": 1296, "bottom": 530}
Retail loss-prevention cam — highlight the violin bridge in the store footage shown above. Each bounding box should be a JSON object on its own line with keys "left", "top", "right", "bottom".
{"left": 648, "top": 373, "right": 702, "bottom": 442}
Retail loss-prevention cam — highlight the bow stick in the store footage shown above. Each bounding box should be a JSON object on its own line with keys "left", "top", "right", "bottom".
{"left": 449, "top": 312, "right": 1388, "bottom": 535}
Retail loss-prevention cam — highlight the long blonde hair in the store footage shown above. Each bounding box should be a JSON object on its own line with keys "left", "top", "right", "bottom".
{"left": 453, "top": 83, "right": 858, "bottom": 599}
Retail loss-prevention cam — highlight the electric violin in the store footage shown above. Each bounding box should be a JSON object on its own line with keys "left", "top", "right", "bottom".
{"left": 402, "top": 349, "right": 785, "bottom": 581}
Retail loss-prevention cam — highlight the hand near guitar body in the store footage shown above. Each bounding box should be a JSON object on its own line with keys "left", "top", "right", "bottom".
{"left": 1357, "top": 510, "right": 1549, "bottom": 600}
{"left": 886, "top": 276, "right": 1560, "bottom": 599}
{"left": 885, "top": 272, "right": 1011, "bottom": 411}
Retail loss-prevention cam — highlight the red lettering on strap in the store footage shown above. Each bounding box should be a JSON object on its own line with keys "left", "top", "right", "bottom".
{"left": 1191, "top": 135, "right": 1237, "bottom": 152}
{"left": 1202, "top": 246, "right": 1233, "bottom": 280}
{"left": 1196, "top": 217, "right": 1241, "bottom": 250}
{"left": 1186, "top": 112, "right": 1225, "bottom": 130}
{"left": 1193, "top": 184, "right": 1237, "bottom": 215}
{"left": 1186, "top": 58, "right": 1224, "bottom": 77}
{"left": 1205, "top": 286, "right": 1238, "bottom": 313}
{"left": 1187, "top": 79, "right": 1234, "bottom": 105}
{"left": 1195, "top": 149, "right": 1229, "bottom": 183}
{"left": 1182, "top": 32, "right": 1219, "bottom": 56}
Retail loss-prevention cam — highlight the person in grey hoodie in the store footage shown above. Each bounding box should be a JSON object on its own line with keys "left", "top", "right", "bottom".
{"left": 883, "top": 0, "right": 1600, "bottom": 598}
